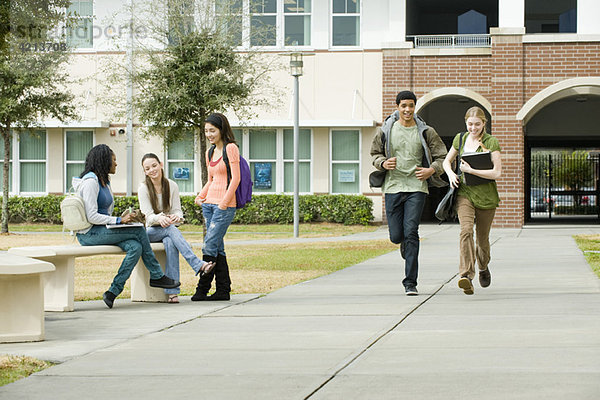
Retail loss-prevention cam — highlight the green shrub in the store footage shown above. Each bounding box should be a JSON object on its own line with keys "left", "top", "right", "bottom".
{"left": 7, "top": 194, "right": 374, "bottom": 226}
{"left": 554, "top": 205, "right": 598, "bottom": 215}
{"left": 233, "top": 194, "right": 373, "bottom": 225}
{"left": 7, "top": 195, "right": 64, "bottom": 224}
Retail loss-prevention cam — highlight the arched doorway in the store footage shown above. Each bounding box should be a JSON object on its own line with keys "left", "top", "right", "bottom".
{"left": 519, "top": 78, "right": 600, "bottom": 222}
{"left": 416, "top": 89, "right": 492, "bottom": 222}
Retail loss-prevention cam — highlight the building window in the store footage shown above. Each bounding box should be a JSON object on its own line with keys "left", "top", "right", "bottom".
{"left": 216, "top": 0, "right": 243, "bottom": 47}
{"left": 168, "top": 1, "right": 195, "bottom": 46}
{"left": 331, "top": 129, "right": 360, "bottom": 193}
{"left": 0, "top": 135, "right": 12, "bottom": 194}
{"left": 251, "top": 0, "right": 277, "bottom": 46}
{"left": 525, "top": 0, "right": 576, "bottom": 33}
{"left": 167, "top": 131, "right": 195, "bottom": 194}
{"left": 65, "top": 130, "right": 93, "bottom": 192}
{"left": 249, "top": 128, "right": 277, "bottom": 192}
{"left": 283, "top": 128, "right": 311, "bottom": 192}
{"left": 284, "top": 0, "right": 311, "bottom": 46}
{"left": 66, "top": 1, "right": 93, "bottom": 49}
{"left": 332, "top": 0, "right": 360, "bottom": 47}
{"left": 19, "top": 130, "right": 47, "bottom": 193}
{"left": 232, "top": 128, "right": 244, "bottom": 155}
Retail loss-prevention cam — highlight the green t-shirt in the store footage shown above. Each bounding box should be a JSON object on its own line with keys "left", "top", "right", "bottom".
{"left": 383, "top": 122, "right": 428, "bottom": 194}
{"left": 453, "top": 132, "right": 501, "bottom": 209}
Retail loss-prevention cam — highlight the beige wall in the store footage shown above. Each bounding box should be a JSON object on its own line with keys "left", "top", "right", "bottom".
{"left": 46, "top": 129, "right": 63, "bottom": 194}
{"left": 245, "top": 52, "right": 382, "bottom": 122}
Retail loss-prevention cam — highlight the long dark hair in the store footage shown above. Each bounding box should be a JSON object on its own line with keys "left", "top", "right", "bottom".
{"left": 205, "top": 112, "right": 236, "bottom": 145}
{"left": 80, "top": 144, "right": 113, "bottom": 187}
{"left": 141, "top": 153, "right": 170, "bottom": 214}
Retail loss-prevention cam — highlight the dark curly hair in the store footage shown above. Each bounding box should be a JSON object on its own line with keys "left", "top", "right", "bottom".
{"left": 80, "top": 144, "right": 114, "bottom": 187}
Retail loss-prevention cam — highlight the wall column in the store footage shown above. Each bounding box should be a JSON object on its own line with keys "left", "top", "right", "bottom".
{"left": 490, "top": 27, "right": 526, "bottom": 228}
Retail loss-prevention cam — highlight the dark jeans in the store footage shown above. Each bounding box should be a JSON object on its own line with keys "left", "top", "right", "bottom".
{"left": 385, "top": 191, "right": 426, "bottom": 289}
{"left": 77, "top": 225, "right": 164, "bottom": 296}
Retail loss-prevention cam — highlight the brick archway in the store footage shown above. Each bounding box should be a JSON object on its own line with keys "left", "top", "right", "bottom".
{"left": 416, "top": 87, "right": 492, "bottom": 115}
{"left": 517, "top": 77, "right": 600, "bottom": 124}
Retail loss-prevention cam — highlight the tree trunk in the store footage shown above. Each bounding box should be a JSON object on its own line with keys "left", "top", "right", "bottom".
{"left": 198, "top": 112, "right": 208, "bottom": 186}
{"left": 1, "top": 126, "right": 10, "bottom": 233}
{"left": 197, "top": 112, "right": 207, "bottom": 237}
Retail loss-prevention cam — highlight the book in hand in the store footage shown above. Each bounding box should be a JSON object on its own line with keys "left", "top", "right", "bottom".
{"left": 461, "top": 151, "right": 494, "bottom": 186}
{"left": 106, "top": 222, "right": 144, "bottom": 229}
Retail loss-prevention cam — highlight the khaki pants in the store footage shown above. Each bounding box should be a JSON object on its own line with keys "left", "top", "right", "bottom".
{"left": 456, "top": 195, "right": 496, "bottom": 280}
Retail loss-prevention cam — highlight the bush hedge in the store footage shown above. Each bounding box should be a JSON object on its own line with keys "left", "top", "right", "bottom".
{"left": 554, "top": 205, "right": 598, "bottom": 215}
{"left": 6, "top": 194, "right": 374, "bottom": 226}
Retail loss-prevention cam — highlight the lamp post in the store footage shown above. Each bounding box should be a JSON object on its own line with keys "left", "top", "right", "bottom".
{"left": 290, "top": 52, "right": 303, "bottom": 238}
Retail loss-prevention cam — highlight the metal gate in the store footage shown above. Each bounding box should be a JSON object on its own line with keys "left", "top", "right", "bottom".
{"left": 529, "top": 152, "right": 600, "bottom": 220}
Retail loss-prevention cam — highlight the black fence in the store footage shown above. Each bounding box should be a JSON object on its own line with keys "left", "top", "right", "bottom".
{"left": 529, "top": 153, "right": 600, "bottom": 220}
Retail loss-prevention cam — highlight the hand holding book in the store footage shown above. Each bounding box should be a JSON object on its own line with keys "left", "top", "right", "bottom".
{"left": 460, "top": 151, "right": 494, "bottom": 186}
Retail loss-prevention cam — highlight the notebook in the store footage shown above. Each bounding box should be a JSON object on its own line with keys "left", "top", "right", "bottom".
{"left": 106, "top": 222, "right": 144, "bottom": 229}
{"left": 461, "top": 151, "right": 494, "bottom": 186}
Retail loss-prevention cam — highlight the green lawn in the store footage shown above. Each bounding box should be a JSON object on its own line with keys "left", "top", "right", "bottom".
{"left": 574, "top": 234, "right": 600, "bottom": 279}
{"left": 0, "top": 355, "right": 52, "bottom": 387}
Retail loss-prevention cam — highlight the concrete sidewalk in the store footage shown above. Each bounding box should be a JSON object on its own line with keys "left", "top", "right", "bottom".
{"left": 1, "top": 224, "right": 600, "bottom": 399}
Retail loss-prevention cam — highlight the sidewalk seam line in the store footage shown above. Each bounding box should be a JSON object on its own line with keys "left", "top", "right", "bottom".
{"left": 303, "top": 273, "right": 457, "bottom": 400}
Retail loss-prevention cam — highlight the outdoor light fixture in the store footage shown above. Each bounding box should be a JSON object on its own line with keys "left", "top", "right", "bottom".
{"left": 289, "top": 52, "right": 303, "bottom": 77}
{"left": 290, "top": 52, "right": 302, "bottom": 237}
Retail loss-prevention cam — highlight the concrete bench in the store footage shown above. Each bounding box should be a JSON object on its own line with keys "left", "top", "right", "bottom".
{"left": 8, "top": 243, "right": 169, "bottom": 311}
{"left": 0, "top": 254, "right": 55, "bottom": 342}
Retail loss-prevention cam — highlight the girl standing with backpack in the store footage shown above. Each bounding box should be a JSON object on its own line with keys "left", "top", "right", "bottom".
{"left": 138, "top": 153, "right": 215, "bottom": 303}
{"left": 192, "top": 113, "right": 240, "bottom": 301}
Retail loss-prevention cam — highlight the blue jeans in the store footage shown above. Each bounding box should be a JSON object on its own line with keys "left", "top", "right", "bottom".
{"left": 201, "top": 204, "right": 236, "bottom": 257}
{"left": 385, "top": 191, "right": 426, "bottom": 289}
{"left": 147, "top": 224, "right": 204, "bottom": 295}
{"left": 77, "top": 225, "right": 164, "bottom": 296}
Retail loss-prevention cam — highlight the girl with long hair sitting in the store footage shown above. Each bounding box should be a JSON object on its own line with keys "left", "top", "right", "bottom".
{"left": 138, "top": 153, "right": 215, "bottom": 303}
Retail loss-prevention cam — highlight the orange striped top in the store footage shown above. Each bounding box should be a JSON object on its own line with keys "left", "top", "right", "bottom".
{"left": 197, "top": 143, "right": 240, "bottom": 208}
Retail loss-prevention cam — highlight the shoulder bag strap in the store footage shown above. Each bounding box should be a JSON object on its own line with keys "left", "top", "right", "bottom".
{"left": 456, "top": 132, "right": 465, "bottom": 176}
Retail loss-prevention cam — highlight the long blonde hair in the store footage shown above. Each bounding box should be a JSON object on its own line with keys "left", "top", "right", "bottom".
{"left": 464, "top": 106, "right": 488, "bottom": 134}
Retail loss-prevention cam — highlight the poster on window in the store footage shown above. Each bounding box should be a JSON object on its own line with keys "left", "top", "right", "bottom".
{"left": 254, "top": 163, "right": 272, "bottom": 189}
{"left": 338, "top": 169, "right": 355, "bottom": 183}
{"left": 173, "top": 167, "right": 190, "bottom": 180}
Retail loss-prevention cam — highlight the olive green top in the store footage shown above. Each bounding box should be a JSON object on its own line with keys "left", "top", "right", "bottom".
{"left": 453, "top": 132, "right": 501, "bottom": 209}
{"left": 384, "top": 122, "right": 428, "bottom": 194}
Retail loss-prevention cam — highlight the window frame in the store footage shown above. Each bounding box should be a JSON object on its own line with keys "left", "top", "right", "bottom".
{"left": 165, "top": 131, "right": 198, "bottom": 195}
{"left": 16, "top": 130, "right": 48, "bottom": 195}
{"left": 214, "top": 0, "right": 313, "bottom": 49}
{"left": 283, "top": 128, "right": 313, "bottom": 194}
{"left": 237, "top": 127, "right": 313, "bottom": 194}
{"left": 64, "top": 129, "right": 95, "bottom": 193}
{"left": 329, "top": 128, "right": 361, "bottom": 194}
{"left": 330, "top": 0, "right": 361, "bottom": 48}
{"left": 66, "top": 0, "right": 94, "bottom": 50}
{"left": 283, "top": 0, "right": 312, "bottom": 47}
{"left": 248, "top": 128, "right": 279, "bottom": 193}
{"left": 250, "top": 0, "right": 279, "bottom": 48}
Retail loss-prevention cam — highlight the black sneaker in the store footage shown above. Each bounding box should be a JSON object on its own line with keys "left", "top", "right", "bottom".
{"left": 405, "top": 286, "right": 418, "bottom": 296}
{"left": 103, "top": 291, "right": 116, "bottom": 309}
{"left": 479, "top": 268, "right": 491, "bottom": 288}
{"left": 400, "top": 242, "right": 406, "bottom": 259}
{"left": 149, "top": 275, "right": 181, "bottom": 289}
{"left": 458, "top": 276, "right": 474, "bottom": 295}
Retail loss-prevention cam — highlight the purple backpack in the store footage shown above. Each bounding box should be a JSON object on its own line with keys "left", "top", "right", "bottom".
{"left": 209, "top": 144, "right": 253, "bottom": 209}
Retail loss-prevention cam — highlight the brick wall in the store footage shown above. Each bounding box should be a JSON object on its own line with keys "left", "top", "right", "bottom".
{"left": 381, "top": 37, "right": 600, "bottom": 228}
